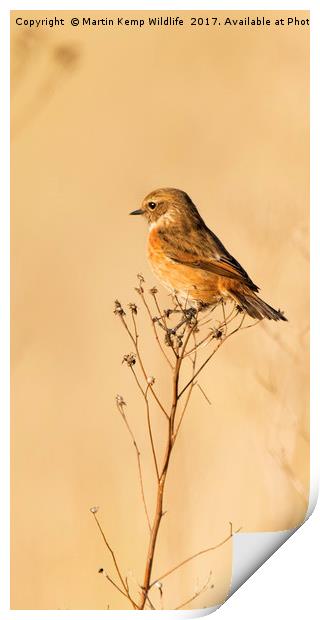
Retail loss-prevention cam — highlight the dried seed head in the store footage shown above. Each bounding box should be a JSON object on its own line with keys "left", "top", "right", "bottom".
{"left": 149, "top": 287, "right": 158, "bottom": 295}
{"left": 185, "top": 307, "right": 197, "bottom": 325}
{"left": 155, "top": 581, "right": 163, "bottom": 589}
{"left": 89, "top": 506, "right": 99, "bottom": 514}
{"left": 147, "top": 376, "right": 155, "bottom": 386}
{"left": 128, "top": 303, "right": 138, "bottom": 314}
{"left": 122, "top": 353, "right": 136, "bottom": 367}
{"left": 114, "top": 300, "right": 125, "bottom": 316}
{"left": 98, "top": 568, "right": 104, "bottom": 574}
{"left": 116, "top": 394, "right": 126, "bottom": 406}
{"left": 197, "top": 301, "right": 207, "bottom": 312}
{"left": 210, "top": 327, "right": 223, "bottom": 339}
{"left": 136, "top": 273, "right": 145, "bottom": 293}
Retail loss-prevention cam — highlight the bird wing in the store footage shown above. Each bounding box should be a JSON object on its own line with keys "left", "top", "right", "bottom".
{"left": 158, "top": 227, "right": 259, "bottom": 292}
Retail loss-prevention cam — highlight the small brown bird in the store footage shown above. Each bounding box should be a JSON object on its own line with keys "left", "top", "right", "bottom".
{"left": 130, "top": 188, "right": 287, "bottom": 321}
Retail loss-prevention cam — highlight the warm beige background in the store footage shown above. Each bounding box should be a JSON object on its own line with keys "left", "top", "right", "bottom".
{"left": 11, "top": 10, "right": 309, "bottom": 610}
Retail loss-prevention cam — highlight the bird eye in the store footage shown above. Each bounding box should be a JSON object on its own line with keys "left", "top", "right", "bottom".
{"left": 148, "top": 201, "right": 157, "bottom": 210}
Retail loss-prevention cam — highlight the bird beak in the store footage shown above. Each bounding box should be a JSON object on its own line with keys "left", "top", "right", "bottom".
{"left": 130, "top": 209, "right": 144, "bottom": 215}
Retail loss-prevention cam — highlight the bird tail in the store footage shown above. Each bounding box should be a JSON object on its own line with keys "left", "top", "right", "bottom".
{"left": 231, "top": 290, "right": 287, "bottom": 322}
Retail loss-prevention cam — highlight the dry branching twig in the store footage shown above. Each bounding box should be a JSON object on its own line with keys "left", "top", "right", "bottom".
{"left": 90, "top": 276, "right": 261, "bottom": 609}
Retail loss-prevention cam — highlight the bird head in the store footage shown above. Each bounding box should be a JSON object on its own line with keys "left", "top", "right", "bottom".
{"left": 130, "top": 188, "right": 201, "bottom": 229}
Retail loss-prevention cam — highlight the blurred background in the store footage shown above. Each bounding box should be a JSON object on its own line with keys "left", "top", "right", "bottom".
{"left": 11, "top": 10, "right": 309, "bottom": 610}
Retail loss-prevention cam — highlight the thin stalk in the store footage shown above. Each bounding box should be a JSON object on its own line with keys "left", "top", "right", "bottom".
{"left": 119, "top": 313, "right": 169, "bottom": 419}
{"left": 139, "top": 324, "right": 197, "bottom": 609}
{"left": 93, "top": 513, "right": 138, "bottom": 609}
{"left": 117, "top": 401, "right": 151, "bottom": 530}
{"left": 150, "top": 527, "right": 241, "bottom": 587}
{"left": 139, "top": 290, "right": 174, "bottom": 368}
{"left": 130, "top": 367, "right": 160, "bottom": 481}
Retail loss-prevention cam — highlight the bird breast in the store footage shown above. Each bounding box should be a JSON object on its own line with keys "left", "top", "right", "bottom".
{"left": 146, "top": 227, "right": 222, "bottom": 303}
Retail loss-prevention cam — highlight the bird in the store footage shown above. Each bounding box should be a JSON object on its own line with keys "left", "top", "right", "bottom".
{"left": 130, "top": 188, "right": 287, "bottom": 322}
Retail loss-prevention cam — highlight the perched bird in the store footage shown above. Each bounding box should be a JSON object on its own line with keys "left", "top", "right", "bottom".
{"left": 130, "top": 188, "right": 287, "bottom": 321}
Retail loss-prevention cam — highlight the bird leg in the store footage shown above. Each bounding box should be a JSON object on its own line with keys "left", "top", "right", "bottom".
{"left": 167, "top": 307, "right": 197, "bottom": 336}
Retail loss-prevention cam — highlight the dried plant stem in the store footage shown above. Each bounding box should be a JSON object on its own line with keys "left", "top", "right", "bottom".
{"left": 173, "top": 335, "right": 198, "bottom": 439}
{"left": 92, "top": 513, "right": 138, "bottom": 609}
{"left": 145, "top": 385, "right": 160, "bottom": 479}
{"left": 175, "top": 572, "right": 212, "bottom": 610}
{"left": 145, "top": 595, "right": 156, "bottom": 610}
{"left": 150, "top": 526, "right": 241, "bottom": 588}
{"left": 100, "top": 283, "right": 262, "bottom": 610}
{"left": 184, "top": 307, "right": 240, "bottom": 359}
{"left": 103, "top": 572, "right": 135, "bottom": 606}
{"left": 179, "top": 313, "right": 247, "bottom": 400}
{"left": 130, "top": 367, "right": 160, "bottom": 480}
{"left": 139, "top": 324, "right": 196, "bottom": 609}
{"left": 184, "top": 330, "right": 216, "bottom": 357}
{"left": 196, "top": 382, "right": 212, "bottom": 404}
{"left": 119, "top": 313, "right": 169, "bottom": 419}
{"left": 151, "top": 289, "right": 174, "bottom": 341}
{"left": 138, "top": 376, "right": 178, "bottom": 608}
{"left": 117, "top": 401, "right": 151, "bottom": 530}
{"left": 139, "top": 289, "right": 174, "bottom": 368}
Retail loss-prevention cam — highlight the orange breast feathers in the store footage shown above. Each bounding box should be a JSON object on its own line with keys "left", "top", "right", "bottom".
{"left": 146, "top": 226, "right": 222, "bottom": 302}
{"left": 147, "top": 227, "right": 172, "bottom": 282}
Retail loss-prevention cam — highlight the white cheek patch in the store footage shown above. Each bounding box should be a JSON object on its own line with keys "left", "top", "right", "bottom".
{"left": 162, "top": 210, "right": 176, "bottom": 225}
{"left": 148, "top": 211, "right": 175, "bottom": 230}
